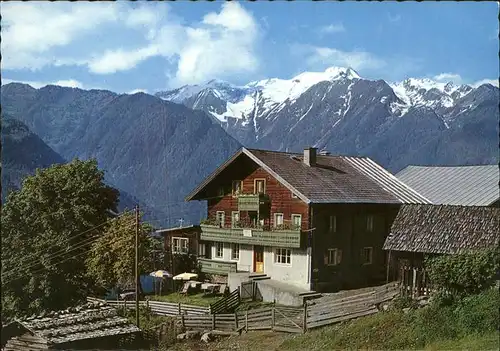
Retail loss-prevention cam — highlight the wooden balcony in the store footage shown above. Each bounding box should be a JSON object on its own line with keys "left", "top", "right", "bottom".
{"left": 199, "top": 224, "right": 302, "bottom": 248}
{"left": 237, "top": 193, "right": 270, "bottom": 212}
{"left": 198, "top": 258, "right": 237, "bottom": 275}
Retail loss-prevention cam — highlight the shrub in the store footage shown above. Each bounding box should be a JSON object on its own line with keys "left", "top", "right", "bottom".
{"left": 425, "top": 248, "right": 499, "bottom": 298}
{"left": 454, "top": 287, "right": 500, "bottom": 334}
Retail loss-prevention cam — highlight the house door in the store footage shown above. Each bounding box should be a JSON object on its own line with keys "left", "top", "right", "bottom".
{"left": 254, "top": 246, "right": 264, "bottom": 273}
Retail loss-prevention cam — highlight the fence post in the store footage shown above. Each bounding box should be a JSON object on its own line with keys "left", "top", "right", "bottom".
{"left": 181, "top": 314, "right": 185, "bottom": 329}
{"left": 234, "top": 312, "right": 239, "bottom": 331}
{"left": 146, "top": 298, "right": 150, "bottom": 310}
{"left": 178, "top": 302, "right": 181, "bottom": 315}
{"left": 412, "top": 267, "right": 417, "bottom": 299}
{"left": 212, "top": 314, "right": 216, "bottom": 330}
{"left": 245, "top": 310, "right": 248, "bottom": 333}
{"left": 302, "top": 303, "right": 308, "bottom": 333}
{"left": 271, "top": 305, "right": 275, "bottom": 329}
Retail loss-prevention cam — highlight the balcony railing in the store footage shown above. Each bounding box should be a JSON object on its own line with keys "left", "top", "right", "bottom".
{"left": 199, "top": 221, "right": 303, "bottom": 248}
{"left": 198, "top": 258, "right": 237, "bottom": 275}
{"left": 237, "top": 193, "right": 270, "bottom": 211}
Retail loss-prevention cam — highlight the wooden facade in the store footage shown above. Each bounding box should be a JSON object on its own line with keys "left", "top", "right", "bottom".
{"left": 185, "top": 147, "right": 428, "bottom": 292}
{"left": 310, "top": 203, "right": 400, "bottom": 291}
{"left": 206, "top": 156, "right": 309, "bottom": 231}
{"left": 383, "top": 204, "right": 500, "bottom": 287}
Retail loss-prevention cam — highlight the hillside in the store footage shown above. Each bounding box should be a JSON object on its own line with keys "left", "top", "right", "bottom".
{"left": 1, "top": 83, "right": 242, "bottom": 226}
{"left": 1, "top": 117, "right": 65, "bottom": 201}
{"left": 156, "top": 67, "right": 499, "bottom": 172}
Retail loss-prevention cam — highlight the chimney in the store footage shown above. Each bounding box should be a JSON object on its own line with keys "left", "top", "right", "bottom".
{"left": 303, "top": 147, "right": 317, "bottom": 166}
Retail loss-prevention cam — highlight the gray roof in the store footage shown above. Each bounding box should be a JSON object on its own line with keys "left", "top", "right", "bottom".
{"left": 396, "top": 165, "right": 499, "bottom": 206}
{"left": 186, "top": 148, "right": 430, "bottom": 205}
{"left": 15, "top": 302, "right": 140, "bottom": 345}
{"left": 383, "top": 204, "right": 500, "bottom": 254}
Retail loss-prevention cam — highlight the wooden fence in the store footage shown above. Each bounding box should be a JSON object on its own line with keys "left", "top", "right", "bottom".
{"left": 399, "top": 266, "right": 434, "bottom": 298}
{"left": 86, "top": 297, "right": 209, "bottom": 316}
{"left": 89, "top": 282, "right": 401, "bottom": 334}
{"left": 305, "top": 282, "right": 400, "bottom": 330}
{"left": 209, "top": 288, "right": 240, "bottom": 314}
{"left": 178, "top": 305, "right": 305, "bottom": 334}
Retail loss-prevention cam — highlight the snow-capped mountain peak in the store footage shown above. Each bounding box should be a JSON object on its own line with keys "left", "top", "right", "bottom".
{"left": 389, "top": 77, "right": 474, "bottom": 114}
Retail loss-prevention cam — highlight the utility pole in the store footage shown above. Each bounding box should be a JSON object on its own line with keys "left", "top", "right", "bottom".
{"left": 135, "top": 204, "right": 140, "bottom": 328}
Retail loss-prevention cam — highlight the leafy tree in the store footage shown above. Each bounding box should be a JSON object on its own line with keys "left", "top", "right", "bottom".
{"left": 1, "top": 159, "right": 119, "bottom": 320}
{"left": 86, "top": 212, "right": 158, "bottom": 294}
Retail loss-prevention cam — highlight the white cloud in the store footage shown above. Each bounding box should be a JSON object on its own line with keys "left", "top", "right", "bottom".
{"left": 1, "top": 2, "right": 121, "bottom": 70}
{"left": 2, "top": 78, "right": 84, "bottom": 89}
{"left": 433, "top": 73, "right": 463, "bottom": 84}
{"left": 293, "top": 45, "right": 386, "bottom": 72}
{"left": 471, "top": 78, "right": 499, "bottom": 88}
{"left": 2, "top": 2, "right": 261, "bottom": 87}
{"left": 432, "top": 73, "right": 499, "bottom": 88}
{"left": 319, "top": 23, "right": 346, "bottom": 34}
{"left": 88, "top": 46, "right": 161, "bottom": 74}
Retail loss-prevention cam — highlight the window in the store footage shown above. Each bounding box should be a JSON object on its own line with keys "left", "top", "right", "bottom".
{"left": 361, "top": 247, "right": 373, "bottom": 265}
{"left": 231, "top": 211, "right": 240, "bottom": 227}
{"left": 216, "top": 211, "right": 225, "bottom": 227}
{"left": 231, "top": 244, "right": 240, "bottom": 260}
{"left": 291, "top": 214, "right": 302, "bottom": 228}
{"left": 232, "top": 180, "right": 243, "bottom": 196}
{"left": 254, "top": 179, "right": 266, "bottom": 194}
{"left": 198, "top": 243, "right": 206, "bottom": 257}
{"left": 275, "top": 248, "right": 291, "bottom": 265}
{"left": 172, "top": 237, "right": 189, "bottom": 254}
{"left": 215, "top": 242, "right": 224, "bottom": 258}
{"left": 367, "top": 215, "right": 374, "bottom": 232}
{"left": 274, "top": 213, "right": 284, "bottom": 227}
{"left": 327, "top": 248, "right": 342, "bottom": 265}
{"left": 329, "top": 215, "right": 337, "bottom": 233}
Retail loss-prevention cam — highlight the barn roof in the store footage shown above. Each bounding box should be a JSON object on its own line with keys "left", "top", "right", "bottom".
{"left": 396, "top": 165, "right": 499, "bottom": 206}
{"left": 383, "top": 204, "right": 500, "bottom": 254}
{"left": 186, "top": 147, "right": 430, "bottom": 205}
{"left": 13, "top": 302, "right": 140, "bottom": 346}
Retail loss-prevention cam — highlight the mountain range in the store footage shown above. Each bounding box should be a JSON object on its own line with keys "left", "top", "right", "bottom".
{"left": 2, "top": 66, "right": 498, "bottom": 226}
{"left": 156, "top": 67, "right": 499, "bottom": 172}
{"left": 1, "top": 83, "right": 241, "bottom": 226}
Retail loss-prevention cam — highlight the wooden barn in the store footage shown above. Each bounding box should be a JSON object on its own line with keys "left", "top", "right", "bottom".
{"left": 1, "top": 302, "right": 141, "bottom": 350}
{"left": 184, "top": 147, "right": 429, "bottom": 292}
{"left": 383, "top": 204, "right": 500, "bottom": 292}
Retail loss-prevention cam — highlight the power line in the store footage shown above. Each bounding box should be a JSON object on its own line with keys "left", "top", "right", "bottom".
{"left": 2, "top": 215, "right": 135, "bottom": 280}
{"left": 2, "top": 218, "right": 136, "bottom": 280}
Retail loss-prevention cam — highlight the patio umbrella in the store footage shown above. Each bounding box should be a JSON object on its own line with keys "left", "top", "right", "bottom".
{"left": 149, "top": 270, "right": 172, "bottom": 278}
{"left": 173, "top": 272, "right": 198, "bottom": 281}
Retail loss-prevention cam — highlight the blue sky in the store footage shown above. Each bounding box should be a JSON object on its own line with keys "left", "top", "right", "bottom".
{"left": 2, "top": 1, "right": 498, "bottom": 93}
